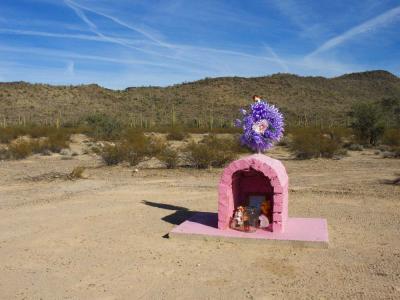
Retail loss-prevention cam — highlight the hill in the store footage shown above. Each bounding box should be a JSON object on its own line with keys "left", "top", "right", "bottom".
{"left": 0, "top": 70, "right": 399, "bottom": 127}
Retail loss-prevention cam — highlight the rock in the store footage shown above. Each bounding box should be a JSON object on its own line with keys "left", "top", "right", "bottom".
{"left": 60, "top": 148, "right": 73, "bottom": 156}
{"left": 382, "top": 151, "right": 395, "bottom": 158}
{"left": 137, "top": 157, "right": 164, "bottom": 169}
{"left": 41, "top": 149, "right": 52, "bottom": 156}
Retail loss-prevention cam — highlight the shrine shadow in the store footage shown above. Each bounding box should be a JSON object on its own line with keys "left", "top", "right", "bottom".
{"left": 141, "top": 200, "right": 217, "bottom": 228}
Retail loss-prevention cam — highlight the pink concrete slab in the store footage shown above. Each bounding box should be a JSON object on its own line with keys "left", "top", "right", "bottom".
{"left": 170, "top": 212, "right": 329, "bottom": 248}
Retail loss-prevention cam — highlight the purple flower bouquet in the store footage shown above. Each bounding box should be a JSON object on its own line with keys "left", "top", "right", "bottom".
{"left": 235, "top": 99, "right": 284, "bottom": 153}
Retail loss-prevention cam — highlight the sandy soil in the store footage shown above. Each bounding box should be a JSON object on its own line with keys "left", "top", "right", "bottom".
{"left": 0, "top": 139, "right": 399, "bottom": 299}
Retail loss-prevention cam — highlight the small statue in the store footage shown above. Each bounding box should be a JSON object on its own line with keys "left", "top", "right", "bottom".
{"left": 252, "top": 95, "right": 262, "bottom": 102}
{"left": 259, "top": 200, "right": 270, "bottom": 229}
{"left": 243, "top": 209, "right": 250, "bottom": 231}
{"left": 234, "top": 206, "right": 244, "bottom": 226}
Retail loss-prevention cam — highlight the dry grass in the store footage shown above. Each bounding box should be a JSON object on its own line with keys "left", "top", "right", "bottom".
{"left": 67, "top": 166, "right": 86, "bottom": 180}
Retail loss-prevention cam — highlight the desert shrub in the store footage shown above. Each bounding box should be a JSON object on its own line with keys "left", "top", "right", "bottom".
{"left": 124, "top": 143, "right": 146, "bottom": 166}
{"left": 230, "top": 134, "right": 251, "bottom": 153}
{"left": 350, "top": 102, "right": 385, "bottom": 145}
{"left": 382, "top": 128, "right": 400, "bottom": 146}
{"left": 27, "top": 126, "right": 54, "bottom": 138}
{"left": 0, "top": 127, "right": 24, "bottom": 143}
{"left": 166, "top": 127, "right": 188, "bottom": 141}
{"left": 4, "top": 129, "right": 71, "bottom": 159}
{"left": 8, "top": 140, "right": 34, "bottom": 159}
{"left": 101, "top": 144, "right": 126, "bottom": 165}
{"left": 123, "top": 129, "right": 165, "bottom": 157}
{"left": 0, "top": 148, "right": 11, "bottom": 160}
{"left": 346, "top": 143, "right": 364, "bottom": 151}
{"left": 158, "top": 147, "right": 179, "bottom": 169}
{"left": 45, "top": 131, "right": 70, "bottom": 152}
{"left": 100, "top": 130, "right": 165, "bottom": 166}
{"left": 85, "top": 113, "right": 122, "bottom": 140}
{"left": 290, "top": 127, "right": 343, "bottom": 159}
{"left": 0, "top": 126, "right": 72, "bottom": 149}
{"left": 68, "top": 166, "right": 86, "bottom": 180}
{"left": 185, "top": 142, "right": 214, "bottom": 168}
{"left": 185, "top": 134, "right": 237, "bottom": 168}
{"left": 90, "top": 145, "right": 101, "bottom": 154}
{"left": 277, "top": 135, "right": 290, "bottom": 147}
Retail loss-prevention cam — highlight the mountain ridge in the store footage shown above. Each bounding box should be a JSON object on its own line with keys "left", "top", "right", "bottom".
{"left": 0, "top": 70, "right": 399, "bottom": 127}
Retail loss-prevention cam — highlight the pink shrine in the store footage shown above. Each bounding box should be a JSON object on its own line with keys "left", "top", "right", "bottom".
{"left": 171, "top": 156, "right": 328, "bottom": 247}
{"left": 218, "top": 154, "right": 288, "bottom": 232}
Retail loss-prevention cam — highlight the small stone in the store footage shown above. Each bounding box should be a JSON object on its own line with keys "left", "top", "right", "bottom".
{"left": 60, "top": 148, "right": 72, "bottom": 156}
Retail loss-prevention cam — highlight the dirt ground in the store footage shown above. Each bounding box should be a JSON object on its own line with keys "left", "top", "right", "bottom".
{"left": 0, "top": 137, "right": 399, "bottom": 299}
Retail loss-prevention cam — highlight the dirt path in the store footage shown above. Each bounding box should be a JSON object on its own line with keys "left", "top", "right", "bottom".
{"left": 0, "top": 148, "right": 399, "bottom": 299}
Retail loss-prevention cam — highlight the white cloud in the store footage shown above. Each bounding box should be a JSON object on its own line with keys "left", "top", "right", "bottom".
{"left": 308, "top": 5, "right": 400, "bottom": 57}
{"left": 0, "top": 29, "right": 104, "bottom": 42}
{"left": 0, "top": 45, "right": 187, "bottom": 70}
{"left": 64, "top": 0, "right": 173, "bottom": 49}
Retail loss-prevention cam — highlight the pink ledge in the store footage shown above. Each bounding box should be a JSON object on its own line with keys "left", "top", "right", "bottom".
{"left": 170, "top": 212, "right": 329, "bottom": 248}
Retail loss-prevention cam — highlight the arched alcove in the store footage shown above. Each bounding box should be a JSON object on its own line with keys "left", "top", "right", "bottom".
{"left": 218, "top": 154, "right": 289, "bottom": 232}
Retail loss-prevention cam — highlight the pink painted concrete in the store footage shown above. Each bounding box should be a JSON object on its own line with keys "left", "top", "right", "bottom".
{"left": 171, "top": 212, "right": 329, "bottom": 246}
{"left": 218, "top": 154, "right": 289, "bottom": 232}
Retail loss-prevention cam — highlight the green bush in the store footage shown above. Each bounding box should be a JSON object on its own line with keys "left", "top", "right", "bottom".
{"left": 290, "top": 127, "right": 343, "bottom": 159}
{"left": 350, "top": 102, "right": 385, "bottom": 145}
{"left": 85, "top": 113, "right": 122, "bottom": 140}
{"left": 185, "top": 134, "right": 237, "bottom": 168}
{"left": 100, "top": 130, "right": 166, "bottom": 166}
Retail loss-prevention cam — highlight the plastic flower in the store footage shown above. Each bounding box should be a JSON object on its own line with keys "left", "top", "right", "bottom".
{"left": 252, "top": 119, "right": 269, "bottom": 134}
{"left": 235, "top": 99, "right": 284, "bottom": 152}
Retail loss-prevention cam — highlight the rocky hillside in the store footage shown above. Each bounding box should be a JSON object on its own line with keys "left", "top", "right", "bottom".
{"left": 0, "top": 70, "right": 399, "bottom": 127}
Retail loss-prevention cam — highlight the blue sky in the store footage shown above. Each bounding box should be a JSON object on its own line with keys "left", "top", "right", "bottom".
{"left": 0, "top": 0, "right": 399, "bottom": 89}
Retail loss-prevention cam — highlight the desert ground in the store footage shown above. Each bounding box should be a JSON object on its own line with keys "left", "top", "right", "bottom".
{"left": 0, "top": 135, "right": 399, "bottom": 299}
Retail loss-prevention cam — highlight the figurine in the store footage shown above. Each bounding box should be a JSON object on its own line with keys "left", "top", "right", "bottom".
{"left": 234, "top": 206, "right": 244, "bottom": 227}
{"left": 243, "top": 209, "right": 250, "bottom": 231}
{"left": 259, "top": 200, "right": 270, "bottom": 229}
{"left": 252, "top": 95, "right": 262, "bottom": 102}
{"left": 259, "top": 214, "right": 269, "bottom": 229}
